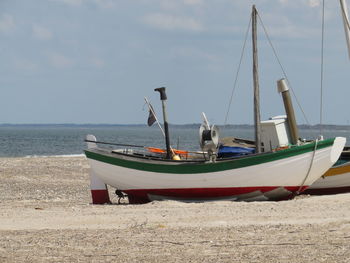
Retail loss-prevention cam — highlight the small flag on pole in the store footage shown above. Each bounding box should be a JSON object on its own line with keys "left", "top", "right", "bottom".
{"left": 147, "top": 104, "right": 156, "bottom": 126}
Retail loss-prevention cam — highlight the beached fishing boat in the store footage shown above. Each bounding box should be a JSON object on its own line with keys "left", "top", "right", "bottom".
{"left": 85, "top": 135, "right": 345, "bottom": 204}
{"left": 84, "top": 6, "right": 346, "bottom": 204}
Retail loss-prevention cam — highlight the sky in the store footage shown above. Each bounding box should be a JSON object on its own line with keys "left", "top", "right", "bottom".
{"left": 1, "top": 0, "right": 350, "bottom": 125}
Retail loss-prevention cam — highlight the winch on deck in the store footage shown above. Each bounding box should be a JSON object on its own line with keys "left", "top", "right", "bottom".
{"left": 199, "top": 113, "right": 220, "bottom": 160}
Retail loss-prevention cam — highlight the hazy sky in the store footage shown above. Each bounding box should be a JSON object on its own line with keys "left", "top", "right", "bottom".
{"left": 1, "top": 0, "right": 350, "bottom": 125}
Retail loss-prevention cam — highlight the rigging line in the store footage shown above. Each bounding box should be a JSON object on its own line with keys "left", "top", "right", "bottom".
{"left": 296, "top": 138, "right": 319, "bottom": 195}
{"left": 224, "top": 15, "right": 252, "bottom": 126}
{"left": 320, "top": 0, "right": 325, "bottom": 136}
{"left": 257, "top": 12, "right": 311, "bottom": 126}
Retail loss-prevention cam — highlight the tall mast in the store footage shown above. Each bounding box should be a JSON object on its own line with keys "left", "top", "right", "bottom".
{"left": 252, "top": 5, "right": 262, "bottom": 153}
{"left": 340, "top": 0, "right": 350, "bottom": 59}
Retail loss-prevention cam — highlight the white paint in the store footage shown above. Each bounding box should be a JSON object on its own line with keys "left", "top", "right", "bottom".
{"left": 86, "top": 134, "right": 108, "bottom": 191}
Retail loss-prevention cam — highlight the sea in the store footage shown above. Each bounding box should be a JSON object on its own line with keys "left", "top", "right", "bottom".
{"left": 1, "top": 124, "right": 350, "bottom": 157}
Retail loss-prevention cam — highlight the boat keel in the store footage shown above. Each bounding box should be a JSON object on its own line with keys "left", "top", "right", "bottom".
{"left": 123, "top": 186, "right": 306, "bottom": 204}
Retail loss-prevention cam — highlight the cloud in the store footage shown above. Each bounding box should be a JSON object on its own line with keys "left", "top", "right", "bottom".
{"left": 143, "top": 13, "right": 203, "bottom": 32}
{"left": 172, "top": 47, "right": 219, "bottom": 62}
{"left": 0, "top": 14, "right": 15, "bottom": 33}
{"left": 90, "top": 57, "right": 105, "bottom": 68}
{"left": 259, "top": 12, "right": 319, "bottom": 39}
{"left": 52, "top": 0, "right": 83, "bottom": 6}
{"left": 52, "top": 0, "right": 116, "bottom": 8}
{"left": 47, "top": 52, "right": 74, "bottom": 68}
{"left": 276, "top": 0, "right": 321, "bottom": 8}
{"left": 157, "top": 0, "right": 202, "bottom": 11}
{"left": 308, "top": 0, "right": 321, "bottom": 8}
{"left": 183, "top": 0, "right": 202, "bottom": 5}
{"left": 92, "top": 0, "right": 116, "bottom": 9}
{"left": 32, "top": 24, "right": 53, "bottom": 40}
{"left": 13, "top": 59, "right": 38, "bottom": 72}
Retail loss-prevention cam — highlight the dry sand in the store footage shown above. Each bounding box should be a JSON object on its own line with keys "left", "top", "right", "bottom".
{"left": 1, "top": 156, "right": 350, "bottom": 262}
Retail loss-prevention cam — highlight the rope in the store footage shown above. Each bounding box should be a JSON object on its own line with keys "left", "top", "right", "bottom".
{"left": 296, "top": 138, "right": 319, "bottom": 194}
{"left": 320, "top": 0, "right": 325, "bottom": 136}
{"left": 224, "top": 16, "right": 252, "bottom": 126}
{"left": 257, "top": 12, "right": 311, "bottom": 126}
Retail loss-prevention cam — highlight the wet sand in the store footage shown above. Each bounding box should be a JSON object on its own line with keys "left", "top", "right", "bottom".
{"left": 1, "top": 156, "right": 350, "bottom": 262}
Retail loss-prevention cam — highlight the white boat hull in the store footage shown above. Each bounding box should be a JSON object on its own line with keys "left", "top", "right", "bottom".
{"left": 85, "top": 137, "right": 345, "bottom": 203}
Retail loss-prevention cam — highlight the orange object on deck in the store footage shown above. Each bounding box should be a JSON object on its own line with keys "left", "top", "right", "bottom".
{"left": 274, "top": 146, "right": 289, "bottom": 152}
{"left": 147, "top": 147, "right": 189, "bottom": 158}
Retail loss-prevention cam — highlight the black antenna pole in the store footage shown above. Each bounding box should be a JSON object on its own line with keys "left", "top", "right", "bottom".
{"left": 155, "top": 87, "right": 172, "bottom": 159}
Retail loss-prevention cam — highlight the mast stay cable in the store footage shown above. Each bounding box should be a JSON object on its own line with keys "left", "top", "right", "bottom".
{"left": 257, "top": 13, "right": 310, "bottom": 125}
{"left": 224, "top": 16, "right": 252, "bottom": 126}
{"left": 225, "top": 8, "right": 311, "bottom": 127}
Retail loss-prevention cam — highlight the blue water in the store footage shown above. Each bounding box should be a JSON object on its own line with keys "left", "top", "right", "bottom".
{"left": 0, "top": 125, "right": 350, "bottom": 157}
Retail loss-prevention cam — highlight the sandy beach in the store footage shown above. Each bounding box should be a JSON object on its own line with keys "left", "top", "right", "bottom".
{"left": 1, "top": 156, "right": 350, "bottom": 262}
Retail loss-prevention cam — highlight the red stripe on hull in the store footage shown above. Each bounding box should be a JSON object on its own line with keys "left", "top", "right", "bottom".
{"left": 123, "top": 186, "right": 307, "bottom": 204}
{"left": 91, "top": 189, "right": 111, "bottom": 204}
{"left": 303, "top": 186, "right": 350, "bottom": 195}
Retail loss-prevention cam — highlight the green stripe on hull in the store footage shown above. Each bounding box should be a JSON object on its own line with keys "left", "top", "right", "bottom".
{"left": 85, "top": 138, "right": 335, "bottom": 174}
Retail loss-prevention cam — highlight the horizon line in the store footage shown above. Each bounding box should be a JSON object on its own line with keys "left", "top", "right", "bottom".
{"left": 1, "top": 123, "right": 350, "bottom": 127}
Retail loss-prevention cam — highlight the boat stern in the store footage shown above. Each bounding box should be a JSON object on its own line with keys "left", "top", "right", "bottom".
{"left": 85, "top": 134, "right": 111, "bottom": 204}
{"left": 330, "top": 137, "right": 346, "bottom": 163}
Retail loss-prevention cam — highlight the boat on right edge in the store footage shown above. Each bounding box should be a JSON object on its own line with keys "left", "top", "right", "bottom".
{"left": 303, "top": 0, "right": 350, "bottom": 196}
{"left": 304, "top": 147, "right": 350, "bottom": 195}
